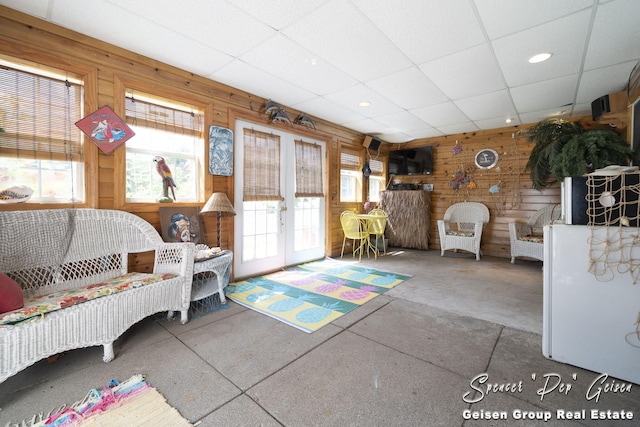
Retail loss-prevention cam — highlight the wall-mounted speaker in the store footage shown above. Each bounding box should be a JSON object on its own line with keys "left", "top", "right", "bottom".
{"left": 363, "top": 136, "right": 381, "bottom": 150}
{"left": 591, "top": 95, "right": 611, "bottom": 120}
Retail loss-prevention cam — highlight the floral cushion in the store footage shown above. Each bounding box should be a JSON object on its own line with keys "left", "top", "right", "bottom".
{"left": 446, "top": 230, "right": 475, "bottom": 237}
{"left": 518, "top": 236, "right": 544, "bottom": 244}
{"left": 0, "top": 272, "right": 176, "bottom": 326}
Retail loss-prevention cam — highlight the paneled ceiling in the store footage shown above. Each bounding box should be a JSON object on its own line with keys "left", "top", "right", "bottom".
{"left": 3, "top": 0, "right": 639, "bottom": 143}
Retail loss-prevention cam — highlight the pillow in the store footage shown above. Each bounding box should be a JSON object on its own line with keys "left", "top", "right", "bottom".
{"left": 0, "top": 272, "right": 24, "bottom": 314}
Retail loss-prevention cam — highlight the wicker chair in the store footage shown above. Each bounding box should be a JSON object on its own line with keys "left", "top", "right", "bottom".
{"left": 340, "top": 211, "right": 369, "bottom": 261}
{"left": 509, "top": 204, "right": 562, "bottom": 264}
{"left": 437, "top": 202, "right": 490, "bottom": 261}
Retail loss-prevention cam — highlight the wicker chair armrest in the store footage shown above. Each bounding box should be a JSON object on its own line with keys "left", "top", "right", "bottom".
{"left": 473, "top": 221, "right": 484, "bottom": 236}
{"left": 153, "top": 242, "right": 195, "bottom": 278}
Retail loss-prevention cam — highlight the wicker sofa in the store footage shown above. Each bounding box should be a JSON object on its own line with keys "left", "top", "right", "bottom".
{"left": 0, "top": 209, "right": 195, "bottom": 384}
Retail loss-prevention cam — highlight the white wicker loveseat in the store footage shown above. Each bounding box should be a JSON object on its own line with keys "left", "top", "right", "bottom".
{"left": 437, "top": 202, "right": 490, "bottom": 261}
{"left": 0, "top": 209, "right": 195, "bottom": 384}
{"left": 509, "top": 204, "right": 562, "bottom": 263}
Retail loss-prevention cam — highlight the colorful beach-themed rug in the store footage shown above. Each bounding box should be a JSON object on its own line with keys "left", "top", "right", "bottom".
{"left": 12, "top": 375, "right": 191, "bottom": 427}
{"left": 227, "top": 258, "right": 412, "bottom": 333}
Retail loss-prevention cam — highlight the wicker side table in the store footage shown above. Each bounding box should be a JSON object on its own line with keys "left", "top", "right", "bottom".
{"left": 192, "top": 250, "right": 233, "bottom": 304}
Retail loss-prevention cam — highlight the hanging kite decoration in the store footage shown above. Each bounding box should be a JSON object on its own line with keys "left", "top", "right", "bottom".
{"left": 264, "top": 100, "right": 293, "bottom": 126}
{"left": 75, "top": 105, "right": 135, "bottom": 154}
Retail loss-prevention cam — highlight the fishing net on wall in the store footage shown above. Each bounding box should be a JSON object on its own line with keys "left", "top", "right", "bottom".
{"left": 587, "top": 172, "right": 640, "bottom": 283}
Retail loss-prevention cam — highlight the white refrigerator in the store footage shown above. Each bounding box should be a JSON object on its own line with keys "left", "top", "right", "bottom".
{"left": 543, "top": 224, "right": 640, "bottom": 384}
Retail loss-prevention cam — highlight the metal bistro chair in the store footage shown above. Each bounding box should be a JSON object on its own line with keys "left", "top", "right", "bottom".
{"left": 340, "top": 211, "right": 369, "bottom": 261}
{"left": 368, "top": 208, "right": 388, "bottom": 256}
{"left": 437, "top": 202, "right": 490, "bottom": 261}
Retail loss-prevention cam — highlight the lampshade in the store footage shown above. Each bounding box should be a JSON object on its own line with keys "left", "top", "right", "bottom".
{"left": 201, "top": 193, "right": 236, "bottom": 217}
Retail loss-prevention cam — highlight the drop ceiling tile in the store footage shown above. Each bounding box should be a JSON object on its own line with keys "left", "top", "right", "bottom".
{"left": 584, "top": 0, "right": 640, "bottom": 70}
{"left": 475, "top": 117, "right": 521, "bottom": 130}
{"left": 376, "top": 132, "right": 414, "bottom": 143}
{"left": 282, "top": 0, "right": 412, "bottom": 81}
{"left": 577, "top": 61, "right": 637, "bottom": 104}
{"left": 366, "top": 67, "right": 449, "bottom": 110}
{"left": 519, "top": 109, "right": 571, "bottom": 126}
{"left": 102, "top": 0, "right": 276, "bottom": 57}
{"left": 325, "top": 84, "right": 403, "bottom": 117}
{"left": 474, "top": 0, "right": 593, "bottom": 39}
{"left": 1, "top": 0, "right": 50, "bottom": 18}
{"left": 353, "top": 0, "right": 485, "bottom": 64}
{"left": 374, "top": 111, "right": 431, "bottom": 132}
{"left": 454, "top": 90, "right": 517, "bottom": 121}
{"left": 572, "top": 103, "right": 592, "bottom": 118}
{"left": 238, "top": 34, "right": 357, "bottom": 96}
{"left": 342, "top": 118, "right": 389, "bottom": 135}
{"left": 420, "top": 44, "right": 506, "bottom": 100}
{"left": 436, "top": 122, "right": 479, "bottom": 136}
{"left": 210, "top": 60, "right": 317, "bottom": 107}
{"left": 492, "top": 10, "right": 591, "bottom": 87}
{"left": 292, "top": 96, "right": 367, "bottom": 125}
{"left": 50, "top": 0, "right": 233, "bottom": 77}
{"left": 228, "top": 0, "right": 328, "bottom": 30}
{"left": 404, "top": 128, "right": 444, "bottom": 140}
{"left": 410, "top": 102, "right": 469, "bottom": 127}
{"left": 511, "top": 74, "right": 579, "bottom": 113}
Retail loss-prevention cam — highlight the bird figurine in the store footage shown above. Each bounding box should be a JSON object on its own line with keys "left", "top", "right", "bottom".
{"left": 153, "top": 156, "right": 177, "bottom": 202}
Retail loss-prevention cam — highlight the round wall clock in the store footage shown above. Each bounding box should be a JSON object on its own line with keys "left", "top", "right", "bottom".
{"left": 475, "top": 149, "right": 499, "bottom": 169}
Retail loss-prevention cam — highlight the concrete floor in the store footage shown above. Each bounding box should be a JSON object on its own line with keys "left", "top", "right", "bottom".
{"left": 1, "top": 249, "right": 639, "bottom": 426}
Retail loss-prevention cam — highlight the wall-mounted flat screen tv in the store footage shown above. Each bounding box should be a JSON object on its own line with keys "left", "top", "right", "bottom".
{"left": 388, "top": 146, "right": 433, "bottom": 176}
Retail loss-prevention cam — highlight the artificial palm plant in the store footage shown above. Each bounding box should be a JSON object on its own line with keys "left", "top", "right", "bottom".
{"left": 522, "top": 118, "right": 583, "bottom": 190}
{"left": 551, "top": 129, "right": 634, "bottom": 178}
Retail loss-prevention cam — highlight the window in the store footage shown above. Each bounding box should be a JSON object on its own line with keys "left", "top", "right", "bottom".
{"left": 124, "top": 93, "right": 203, "bottom": 203}
{"left": 340, "top": 146, "right": 362, "bottom": 202}
{"left": 0, "top": 58, "right": 85, "bottom": 203}
{"left": 368, "top": 158, "right": 385, "bottom": 202}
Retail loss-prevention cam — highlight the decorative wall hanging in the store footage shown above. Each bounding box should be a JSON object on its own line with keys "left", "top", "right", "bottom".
{"left": 159, "top": 206, "right": 205, "bottom": 244}
{"left": 475, "top": 148, "right": 499, "bottom": 169}
{"left": 75, "top": 105, "right": 135, "bottom": 154}
{"left": 264, "top": 100, "right": 292, "bottom": 126}
{"left": 295, "top": 114, "right": 316, "bottom": 130}
{"left": 208, "top": 125, "right": 233, "bottom": 176}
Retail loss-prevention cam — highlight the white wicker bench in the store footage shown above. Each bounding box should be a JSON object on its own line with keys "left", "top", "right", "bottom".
{"left": 0, "top": 209, "right": 195, "bottom": 384}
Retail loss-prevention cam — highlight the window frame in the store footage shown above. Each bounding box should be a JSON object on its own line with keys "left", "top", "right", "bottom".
{"left": 113, "top": 74, "right": 212, "bottom": 211}
{"left": 0, "top": 48, "right": 98, "bottom": 210}
{"left": 339, "top": 142, "right": 363, "bottom": 204}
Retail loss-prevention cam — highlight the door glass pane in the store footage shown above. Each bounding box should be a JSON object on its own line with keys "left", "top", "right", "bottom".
{"left": 242, "top": 200, "right": 279, "bottom": 262}
{"left": 294, "top": 197, "right": 321, "bottom": 251}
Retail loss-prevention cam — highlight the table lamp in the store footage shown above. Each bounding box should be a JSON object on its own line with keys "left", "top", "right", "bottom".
{"left": 200, "top": 192, "right": 236, "bottom": 248}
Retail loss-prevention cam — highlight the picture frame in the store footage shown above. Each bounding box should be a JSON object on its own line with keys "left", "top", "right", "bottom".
{"left": 158, "top": 206, "right": 205, "bottom": 244}
{"left": 75, "top": 105, "right": 135, "bottom": 154}
{"left": 208, "top": 125, "right": 233, "bottom": 176}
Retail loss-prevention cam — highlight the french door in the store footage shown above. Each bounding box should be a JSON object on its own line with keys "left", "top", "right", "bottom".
{"left": 233, "top": 120, "right": 326, "bottom": 278}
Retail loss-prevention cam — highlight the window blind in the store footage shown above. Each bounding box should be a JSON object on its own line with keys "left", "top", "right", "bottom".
{"left": 125, "top": 96, "right": 202, "bottom": 135}
{"left": 294, "top": 140, "right": 324, "bottom": 198}
{"left": 370, "top": 158, "right": 384, "bottom": 176}
{"left": 0, "top": 66, "right": 83, "bottom": 161}
{"left": 243, "top": 128, "right": 282, "bottom": 201}
{"left": 340, "top": 147, "right": 361, "bottom": 171}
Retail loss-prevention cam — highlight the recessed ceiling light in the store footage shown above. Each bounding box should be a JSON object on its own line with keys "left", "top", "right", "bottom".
{"left": 528, "top": 53, "right": 552, "bottom": 64}
{"left": 505, "top": 118, "right": 512, "bottom": 124}
{"left": 358, "top": 101, "right": 371, "bottom": 107}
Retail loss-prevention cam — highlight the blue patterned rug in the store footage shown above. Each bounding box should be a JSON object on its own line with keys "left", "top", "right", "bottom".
{"left": 227, "top": 258, "right": 411, "bottom": 332}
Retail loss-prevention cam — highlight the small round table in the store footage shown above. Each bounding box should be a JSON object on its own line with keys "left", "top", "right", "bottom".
{"left": 192, "top": 250, "right": 233, "bottom": 304}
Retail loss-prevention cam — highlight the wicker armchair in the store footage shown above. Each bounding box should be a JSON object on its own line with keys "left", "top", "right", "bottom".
{"left": 437, "top": 202, "right": 490, "bottom": 261}
{"left": 509, "top": 204, "right": 562, "bottom": 263}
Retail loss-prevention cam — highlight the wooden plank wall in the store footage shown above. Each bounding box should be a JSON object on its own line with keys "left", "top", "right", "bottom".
{"left": 1, "top": 6, "right": 628, "bottom": 267}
